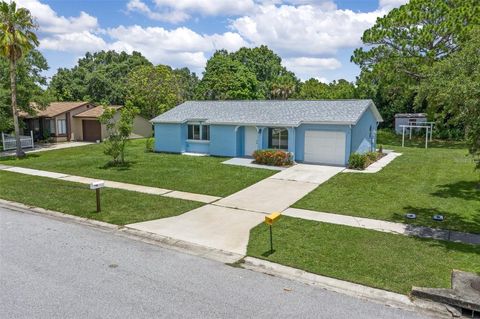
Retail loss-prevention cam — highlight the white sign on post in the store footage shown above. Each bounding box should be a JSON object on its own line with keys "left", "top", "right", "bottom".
{"left": 90, "top": 181, "right": 105, "bottom": 190}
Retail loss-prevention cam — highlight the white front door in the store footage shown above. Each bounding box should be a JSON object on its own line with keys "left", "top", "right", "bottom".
{"left": 304, "top": 130, "right": 346, "bottom": 166}
{"left": 244, "top": 126, "right": 258, "bottom": 157}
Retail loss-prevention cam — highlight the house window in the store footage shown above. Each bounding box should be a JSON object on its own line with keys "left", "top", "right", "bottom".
{"left": 49, "top": 119, "right": 56, "bottom": 134}
{"left": 57, "top": 119, "right": 66, "bottom": 135}
{"left": 188, "top": 123, "right": 210, "bottom": 141}
{"left": 268, "top": 128, "right": 288, "bottom": 150}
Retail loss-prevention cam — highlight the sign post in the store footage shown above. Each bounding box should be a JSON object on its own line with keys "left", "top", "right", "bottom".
{"left": 90, "top": 181, "right": 105, "bottom": 212}
{"left": 264, "top": 212, "right": 281, "bottom": 253}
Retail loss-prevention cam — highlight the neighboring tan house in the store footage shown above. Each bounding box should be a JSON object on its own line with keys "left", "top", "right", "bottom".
{"left": 73, "top": 105, "right": 152, "bottom": 142}
{"left": 21, "top": 102, "right": 96, "bottom": 142}
{"left": 21, "top": 102, "right": 152, "bottom": 142}
{"left": 152, "top": 100, "right": 383, "bottom": 166}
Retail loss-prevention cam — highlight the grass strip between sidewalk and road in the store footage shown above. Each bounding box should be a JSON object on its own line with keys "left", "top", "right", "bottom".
{"left": 247, "top": 216, "right": 480, "bottom": 295}
{"left": 0, "top": 170, "right": 202, "bottom": 225}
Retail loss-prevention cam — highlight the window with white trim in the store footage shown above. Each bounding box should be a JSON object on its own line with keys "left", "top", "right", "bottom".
{"left": 188, "top": 123, "right": 209, "bottom": 141}
{"left": 57, "top": 119, "right": 66, "bottom": 135}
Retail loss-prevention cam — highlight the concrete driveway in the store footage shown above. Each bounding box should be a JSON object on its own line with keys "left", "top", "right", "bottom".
{"left": 214, "top": 164, "right": 344, "bottom": 213}
{"left": 127, "top": 164, "right": 343, "bottom": 254}
{"left": 127, "top": 205, "right": 264, "bottom": 255}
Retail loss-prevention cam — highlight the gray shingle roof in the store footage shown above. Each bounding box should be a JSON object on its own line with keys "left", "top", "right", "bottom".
{"left": 151, "top": 100, "right": 383, "bottom": 126}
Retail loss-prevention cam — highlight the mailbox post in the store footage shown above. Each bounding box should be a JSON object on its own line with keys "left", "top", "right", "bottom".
{"left": 90, "top": 181, "right": 105, "bottom": 212}
{"left": 264, "top": 212, "right": 281, "bottom": 253}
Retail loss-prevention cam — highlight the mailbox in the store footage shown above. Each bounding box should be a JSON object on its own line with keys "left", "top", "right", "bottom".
{"left": 90, "top": 181, "right": 105, "bottom": 190}
{"left": 265, "top": 212, "right": 281, "bottom": 225}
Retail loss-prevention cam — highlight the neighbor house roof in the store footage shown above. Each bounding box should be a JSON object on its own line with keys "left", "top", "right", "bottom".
{"left": 74, "top": 105, "right": 122, "bottom": 119}
{"left": 151, "top": 100, "right": 383, "bottom": 126}
{"left": 394, "top": 113, "right": 427, "bottom": 118}
{"left": 19, "top": 102, "right": 91, "bottom": 118}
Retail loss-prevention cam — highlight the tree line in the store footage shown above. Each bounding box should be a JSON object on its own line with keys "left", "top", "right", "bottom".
{"left": 1, "top": 0, "right": 479, "bottom": 165}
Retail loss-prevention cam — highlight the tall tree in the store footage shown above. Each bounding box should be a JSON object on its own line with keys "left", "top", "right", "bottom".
{"left": 352, "top": 0, "right": 479, "bottom": 126}
{"left": 0, "top": 49, "right": 49, "bottom": 132}
{"left": 0, "top": 0, "right": 39, "bottom": 157}
{"left": 416, "top": 27, "right": 480, "bottom": 168}
{"left": 231, "top": 45, "right": 299, "bottom": 99}
{"left": 295, "top": 78, "right": 356, "bottom": 99}
{"left": 173, "top": 67, "right": 199, "bottom": 101}
{"left": 48, "top": 50, "right": 151, "bottom": 105}
{"left": 196, "top": 50, "right": 260, "bottom": 100}
{"left": 126, "top": 64, "right": 182, "bottom": 119}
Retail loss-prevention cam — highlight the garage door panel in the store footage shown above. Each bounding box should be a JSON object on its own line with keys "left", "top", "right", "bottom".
{"left": 82, "top": 120, "right": 102, "bottom": 142}
{"left": 304, "top": 130, "right": 346, "bottom": 166}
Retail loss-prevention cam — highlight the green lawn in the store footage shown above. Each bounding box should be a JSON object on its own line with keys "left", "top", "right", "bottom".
{"left": 0, "top": 139, "right": 275, "bottom": 197}
{"left": 0, "top": 170, "right": 201, "bottom": 225}
{"left": 294, "top": 130, "right": 480, "bottom": 234}
{"left": 247, "top": 216, "right": 480, "bottom": 294}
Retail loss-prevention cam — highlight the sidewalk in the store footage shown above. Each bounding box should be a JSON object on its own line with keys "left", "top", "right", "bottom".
{"left": 0, "top": 141, "right": 93, "bottom": 157}
{"left": 284, "top": 207, "right": 480, "bottom": 245}
{"left": 0, "top": 165, "right": 220, "bottom": 204}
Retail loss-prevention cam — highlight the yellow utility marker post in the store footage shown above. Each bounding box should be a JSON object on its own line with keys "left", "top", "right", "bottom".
{"left": 265, "top": 212, "right": 281, "bottom": 253}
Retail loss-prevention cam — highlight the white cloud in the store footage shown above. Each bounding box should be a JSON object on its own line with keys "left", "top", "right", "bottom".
{"left": 126, "top": 0, "right": 256, "bottom": 23}
{"left": 231, "top": 4, "right": 380, "bottom": 55}
{"left": 16, "top": 0, "right": 98, "bottom": 34}
{"left": 107, "top": 25, "right": 249, "bottom": 72}
{"left": 378, "top": 0, "right": 408, "bottom": 11}
{"left": 40, "top": 31, "right": 107, "bottom": 52}
{"left": 283, "top": 57, "right": 341, "bottom": 80}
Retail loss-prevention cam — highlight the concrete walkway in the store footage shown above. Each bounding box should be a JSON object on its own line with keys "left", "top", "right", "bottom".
{"left": 0, "top": 165, "right": 220, "bottom": 204}
{"left": 284, "top": 208, "right": 480, "bottom": 245}
{"left": 0, "top": 141, "right": 93, "bottom": 157}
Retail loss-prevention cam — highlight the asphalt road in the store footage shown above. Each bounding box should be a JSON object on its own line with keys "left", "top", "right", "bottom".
{"left": 0, "top": 206, "right": 432, "bottom": 319}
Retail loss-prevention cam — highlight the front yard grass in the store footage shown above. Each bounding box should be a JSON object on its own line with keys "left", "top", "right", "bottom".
{"left": 294, "top": 130, "right": 480, "bottom": 234}
{"left": 0, "top": 139, "right": 275, "bottom": 197}
{"left": 247, "top": 216, "right": 480, "bottom": 295}
{"left": 0, "top": 170, "right": 202, "bottom": 225}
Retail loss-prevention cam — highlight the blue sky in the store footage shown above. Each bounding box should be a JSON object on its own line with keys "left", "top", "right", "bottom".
{"left": 18, "top": 0, "right": 407, "bottom": 82}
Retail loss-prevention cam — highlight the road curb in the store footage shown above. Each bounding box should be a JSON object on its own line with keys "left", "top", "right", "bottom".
{"left": 242, "top": 257, "right": 454, "bottom": 319}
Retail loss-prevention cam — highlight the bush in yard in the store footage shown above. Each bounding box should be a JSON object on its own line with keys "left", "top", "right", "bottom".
{"left": 348, "top": 153, "right": 368, "bottom": 169}
{"left": 145, "top": 137, "right": 154, "bottom": 153}
{"left": 349, "top": 151, "right": 383, "bottom": 170}
{"left": 253, "top": 149, "right": 293, "bottom": 166}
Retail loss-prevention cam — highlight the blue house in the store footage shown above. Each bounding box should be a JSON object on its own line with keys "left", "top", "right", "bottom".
{"left": 151, "top": 100, "right": 383, "bottom": 166}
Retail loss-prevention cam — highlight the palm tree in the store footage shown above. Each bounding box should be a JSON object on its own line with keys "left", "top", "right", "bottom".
{"left": 0, "top": 1, "right": 39, "bottom": 157}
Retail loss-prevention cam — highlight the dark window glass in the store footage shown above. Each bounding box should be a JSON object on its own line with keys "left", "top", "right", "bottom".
{"left": 201, "top": 125, "right": 210, "bottom": 141}
{"left": 268, "top": 128, "right": 288, "bottom": 150}
{"left": 188, "top": 124, "right": 200, "bottom": 140}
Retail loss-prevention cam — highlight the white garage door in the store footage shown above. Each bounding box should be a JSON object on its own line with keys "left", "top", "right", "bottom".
{"left": 304, "top": 130, "right": 346, "bottom": 166}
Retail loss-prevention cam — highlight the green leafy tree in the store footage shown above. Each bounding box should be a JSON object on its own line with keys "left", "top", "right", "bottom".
{"left": 231, "top": 45, "right": 299, "bottom": 99}
{"left": 352, "top": 0, "right": 479, "bottom": 127}
{"left": 0, "top": 49, "right": 49, "bottom": 132}
{"left": 173, "top": 67, "right": 199, "bottom": 101}
{"left": 196, "top": 50, "right": 260, "bottom": 100}
{"left": 295, "top": 78, "right": 356, "bottom": 99}
{"left": 0, "top": 0, "right": 39, "bottom": 157}
{"left": 416, "top": 28, "right": 480, "bottom": 168}
{"left": 48, "top": 50, "right": 151, "bottom": 105}
{"left": 99, "top": 102, "right": 139, "bottom": 165}
{"left": 126, "top": 64, "right": 182, "bottom": 119}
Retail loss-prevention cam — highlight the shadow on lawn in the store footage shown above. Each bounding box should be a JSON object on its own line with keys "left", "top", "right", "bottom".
{"left": 432, "top": 181, "right": 480, "bottom": 201}
{"left": 100, "top": 160, "right": 137, "bottom": 171}
{"left": 398, "top": 206, "right": 480, "bottom": 236}
{"left": 0, "top": 153, "right": 40, "bottom": 161}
